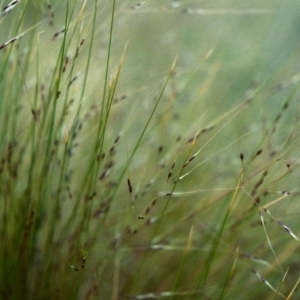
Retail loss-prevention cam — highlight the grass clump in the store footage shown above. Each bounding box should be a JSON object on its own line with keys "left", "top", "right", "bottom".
{"left": 1, "top": 0, "right": 300, "bottom": 299}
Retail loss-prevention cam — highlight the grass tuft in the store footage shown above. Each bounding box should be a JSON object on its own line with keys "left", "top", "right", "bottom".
{"left": 1, "top": 0, "right": 300, "bottom": 299}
